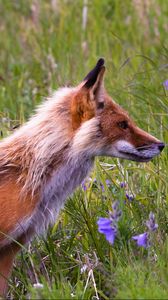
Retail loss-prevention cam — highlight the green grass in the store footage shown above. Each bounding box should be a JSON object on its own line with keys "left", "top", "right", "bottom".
{"left": 0, "top": 0, "right": 168, "bottom": 299}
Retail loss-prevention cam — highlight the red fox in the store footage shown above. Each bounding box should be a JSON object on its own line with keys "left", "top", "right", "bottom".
{"left": 0, "top": 58, "right": 164, "bottom": 295}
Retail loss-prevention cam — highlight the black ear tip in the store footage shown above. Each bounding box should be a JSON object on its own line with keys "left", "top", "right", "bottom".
{"left": 96, "top": 58, "right": 105, "bottom": 67}
{"left": 83, "top": 58, "right": 105, "bottom": 88}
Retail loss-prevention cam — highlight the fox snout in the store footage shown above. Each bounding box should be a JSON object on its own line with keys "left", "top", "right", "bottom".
{"left": 136, "top": 142, "right": 165, "bottom": 152}
{"left": 112, "top": 139, "right": 165, "bottom": 163}
{"left": 134, "top": 140, "right": 165, "bottom": 162}
{"left": 130, "top": 129, "right": 165, "bottom": 161}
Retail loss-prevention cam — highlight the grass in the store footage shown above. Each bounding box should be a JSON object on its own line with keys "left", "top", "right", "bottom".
{"left": 0, "top": 0, "right": 168, "bottom": 299}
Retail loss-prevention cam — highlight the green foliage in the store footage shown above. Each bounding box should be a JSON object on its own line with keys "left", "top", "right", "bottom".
{"left": 0, "top": 0, "right": 168, "bottom": 299}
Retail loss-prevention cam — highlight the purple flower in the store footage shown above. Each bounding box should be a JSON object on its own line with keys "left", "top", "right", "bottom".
{"left": 146, "top": 212, "right": 158, "bottom": 231}
{"left": 132, "top": 212, "right": 158, "bottom": 249}
{"left": 97, "top": 201, "right": 121, "bottom": 245}
{"left": 97, "top": 217, "right": 117, "bottom": 244}
{"left": 163, "top": 80, "right": 168, "bottom": 90}
{"left": 81, "top": 181, "right": 87, "bottom": 191}
{"left": 132, "top": 232, "right": 148, "bottom": 248}
{"left": 100, "top": 183, "right": 105, "bottom": 192}
{"left": 105, "top": 179, "right": 111, "bottom": 187}
{"left": 110, "top": 201, "right": 122, "bottom": 221}
{"left": 126, "top": 193, "right": 134, "bottom": 201}
{"left": 120, "top": 181, "right": 126, "bottom": 188}
{"left": 100, "top": 179, "right": 112, "bottom": 192}
{"left": 93, "top": 178, "right": 97, "bottom": 184}
{"left": 81, "top": 177, "right": 92, "bottom": 191}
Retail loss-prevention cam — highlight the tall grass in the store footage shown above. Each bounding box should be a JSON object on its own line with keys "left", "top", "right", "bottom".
{"left": 0, "top": 0, "right": 167, "bottom": 299}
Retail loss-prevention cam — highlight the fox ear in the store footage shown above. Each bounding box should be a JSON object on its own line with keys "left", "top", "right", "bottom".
{"left": 83, "top": 58, "right": 105, "bottom": 110}
{"left": 71, "top": 59, "right": 105, "bottom": 131}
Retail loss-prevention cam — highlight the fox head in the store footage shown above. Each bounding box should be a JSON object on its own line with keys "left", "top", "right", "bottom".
{"left": 71, "top": 58, "right": 164, "bottom": 162}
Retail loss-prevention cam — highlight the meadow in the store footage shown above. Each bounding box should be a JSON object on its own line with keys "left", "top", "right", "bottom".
{"left": 0, "top": 0, "right": 168, "bottom": 299}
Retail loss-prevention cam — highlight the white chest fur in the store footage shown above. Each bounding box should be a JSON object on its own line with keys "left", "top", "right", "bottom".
{"left": 31, "top": 155, "right": 94, "bottom": 235}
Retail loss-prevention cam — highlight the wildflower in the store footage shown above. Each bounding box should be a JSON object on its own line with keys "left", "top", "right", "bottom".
{"left": 120, "top": 181, "right": 126, "bottom": 188}
{"left": 81, "top": 177, "right": 92, "bottom": 191}
{"left": 163, "top": 79, "right": 168, "bottom": 90}
{"left": 110, "top": 201, "right": 122, "bottom": 221}
{"left": 100, "top": 179, "right": 111, "bottom": 192}
{"left": 126, "top": 193, "right": 134, "bottom": 201}
{"left": 97, "top": 201, "right": 121, "bottom": 245}
{"left": 100, "top": 183, "right": 105, "bottom": 192}
{"left": 71, "top": 293, "right": 75, "bottom": 298}
{"left": 81, "top": 181, "right": 87, "bottom": 191}
{"left": 146, "top": 212, "right": 158, "bottom": 231}
{"left": 93, "top": 178, "right": 97, "bottom": 184}
{"left": 97, "top": 217, "right": 117, "bottom": 244}
{"left": 132, "top": 232, "right": 148, "bottom": 248}
{"left": 33, "top": 283, "right": 44, "bottom": 289}
{"left": 105, "top": 179, "right": 111, "bottom": 187}
{"left": 132, "top": 212, "right": 158, "bottom": 248}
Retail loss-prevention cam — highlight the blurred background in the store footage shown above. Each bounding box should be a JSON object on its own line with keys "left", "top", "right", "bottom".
{"left": 0, "top": 0, "right": 167, "bottom": 136}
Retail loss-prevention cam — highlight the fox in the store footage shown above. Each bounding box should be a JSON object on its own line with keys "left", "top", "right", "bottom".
{"left": 0, "top": 58, "right": 165, "bottom": 295}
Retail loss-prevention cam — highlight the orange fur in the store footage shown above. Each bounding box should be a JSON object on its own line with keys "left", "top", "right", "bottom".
{"left": 71, "top": 90, "right": 96, "bottom": 130}
{"left": 99, "top": 100, "right": 159, "bottom": 147}
{"left": 0, "top": 242, "right": 21, "bottom": 296}
{"left": 0, "top": 179, "right": 38, "bottom": 245}
{"left": 0, "top": 227, "right": 34, "bottom": 295}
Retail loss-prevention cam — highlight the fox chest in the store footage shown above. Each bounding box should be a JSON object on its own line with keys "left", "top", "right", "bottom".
{"left": 32, "top": 157, "right": 94, "bottom": 234}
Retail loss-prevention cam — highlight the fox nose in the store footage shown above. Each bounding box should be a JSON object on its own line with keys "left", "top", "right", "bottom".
{"left": 158, "top": 142, "right": 165, "bottom": 152}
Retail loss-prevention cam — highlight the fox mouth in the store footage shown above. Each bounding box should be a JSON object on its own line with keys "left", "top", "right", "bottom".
{"left": 119, "top": 151, "right": 153, "bottom": 162}
{"left": 112, "top": 141, "right": 165, "bottom": 163}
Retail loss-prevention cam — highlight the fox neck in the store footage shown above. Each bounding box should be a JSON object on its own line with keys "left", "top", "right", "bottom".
{"left": 27, "top": 111, "right": 97, "bottom": 235}
{"left": 31, "top": 154, "right": 94, "bottom": 235}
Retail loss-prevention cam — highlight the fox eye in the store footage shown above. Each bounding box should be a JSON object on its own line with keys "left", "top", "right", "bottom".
{"left": 118, "top": 121, "right": 128, "bottom": 129}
